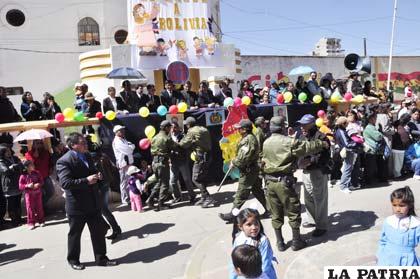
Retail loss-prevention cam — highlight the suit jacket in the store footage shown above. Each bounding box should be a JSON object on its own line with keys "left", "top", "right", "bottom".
{"left": 160, "top": 90, "right": 185, "bottom": 107}
{"left": 56, "top": 151, "right": 102, "bottom": 216}
{"left": 102, "top": 96, "right": 128, "bottom": 113}
{"left": 120, "top": 90, "right": 140, "bottom": 113}
{"left": 86, "top": 100, "right": 102, "bottom": 117}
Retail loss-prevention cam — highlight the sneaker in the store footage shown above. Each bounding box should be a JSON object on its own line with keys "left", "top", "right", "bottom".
{"left": 201, "top": 198, "right": 216, "bottom": 208}
{"left": 340, "top": 188, "right": 352, "bottom": 194}
{"left": 348, "top": 185, "right": 360, "bottom": 191}
{"left": 413, "top": 175, "right": 420, "bottom": 180}
{"left": 40, "top": 223, "right": 46, "bottom": 227}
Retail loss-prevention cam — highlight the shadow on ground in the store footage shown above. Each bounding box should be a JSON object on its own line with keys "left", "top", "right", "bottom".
{"left": 0, "top": 243, "right": 42, "bottom": 266}
{"left": 302, "top": 210, "right": 378, "bottom": 246}
{"left": 111, "top": 223, "right": 175, "bottom": 244}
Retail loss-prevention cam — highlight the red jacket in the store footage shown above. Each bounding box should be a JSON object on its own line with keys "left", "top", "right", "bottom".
{"left": 25, "top": 150, "right": 51, "bottom": 178}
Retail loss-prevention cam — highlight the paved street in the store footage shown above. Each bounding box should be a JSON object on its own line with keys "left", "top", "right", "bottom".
{"left": 1, "top": 173, "right": 419, "bottom": 279}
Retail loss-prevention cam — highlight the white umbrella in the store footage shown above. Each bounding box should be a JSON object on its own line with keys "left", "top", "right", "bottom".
{"left": 14, "top": 129, "right": 53, "bottom": 143}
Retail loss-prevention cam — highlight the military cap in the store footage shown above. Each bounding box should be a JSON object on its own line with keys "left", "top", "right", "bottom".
{"left": 183, "top": 116, "right": 196, "bottom": 126}
{"left": 160, "top": 120, "right": 171, "bottom": 128}
{"left": 234, "top": 119, "right": 253, "bottom": 130}
{"left": 270, "top": 116, "right": 286, "bottom": 132}
{"left": 254, "top": 116, "right": 269, "bottom": 127}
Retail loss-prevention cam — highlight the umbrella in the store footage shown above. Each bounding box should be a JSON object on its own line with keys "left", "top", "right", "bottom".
{"left": 14, "top": 129, "right": 53, "bottom": 143}
{"left": 289, "top": 66, "right": 315, "bottom": 76}
{"left": 106, "top": 67, "right": 146, "bottom": 80}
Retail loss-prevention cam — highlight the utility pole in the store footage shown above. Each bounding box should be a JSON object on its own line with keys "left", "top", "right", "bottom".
{"left": 363, "top": 38, "right": 367, "bottom": 57}
{"left": 387, "top": 0, "right": 398, "bottom": 91}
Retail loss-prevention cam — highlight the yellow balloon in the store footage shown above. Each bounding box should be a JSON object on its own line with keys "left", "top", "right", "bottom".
{"left": 178, "top": 102, "right": 188, "bottom": 113}
{"left": 284, "top": 91, "right": 293, "bottom": 103}
{"left": 139, "top": 107, "right": 150, "bottom": 118}
{"left": 330, "top": 95, "right": 340, "bottom": 104}
{"left": 105, "top": 110, "right": 116, "bottom": 121}
{"left": 190, "top": 151, "right": 197, "bottom": 162}
{"left": 89, "top": 134, "right": 98, "bottom": 143}
{"left": 242, "top": 96, "right": 251, "bottom": 106}
{"left": 63, "top": 108, "right": 75, "bottom": 120}
{"left": 353, "top": 95, "right": 364, "bottom": 103}
{"left": 315, "top": 118, "right": 324, "bottom": 127}
{"left": 145, "top": 125, "right": 156, "bottom": 139}
{"left": 313, "top": 95, "right": 323, "bottom": 104}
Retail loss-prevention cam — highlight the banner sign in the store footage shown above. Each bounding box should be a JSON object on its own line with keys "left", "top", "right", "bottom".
{"left": 324, "top": 266, "right": 420, "bottom": 279}
{"left": 128, "top": 0, "right": 222, "bottom": 70}
{"left": 205, "top": 109, "right": 225, "bottom": 126}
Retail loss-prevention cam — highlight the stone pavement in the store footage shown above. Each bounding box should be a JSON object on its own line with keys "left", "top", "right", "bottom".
{"left": 0, "top": 174, "right": 419, "bottom": 279}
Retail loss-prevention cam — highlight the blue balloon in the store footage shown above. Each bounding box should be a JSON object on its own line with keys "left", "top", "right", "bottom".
{"left": 157, "top": 105, "right": 167, "bottom": 116}
{"left": 220, "top": 137, "right": 229, "bottom": 144}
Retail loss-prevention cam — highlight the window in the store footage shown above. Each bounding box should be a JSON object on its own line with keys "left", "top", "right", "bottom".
{"left": 78, "top": 17, "right": 100, "bottom": 46}
{"left": 6, "top": 9, "right": 25, "bottom": 26}
{"left": 114, "top": 30, "right": 128, "bottom": 44}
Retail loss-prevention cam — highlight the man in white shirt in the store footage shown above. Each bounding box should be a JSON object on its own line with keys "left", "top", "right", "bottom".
{"left": 112, "top": 125, "right": 135, "bottom": 205}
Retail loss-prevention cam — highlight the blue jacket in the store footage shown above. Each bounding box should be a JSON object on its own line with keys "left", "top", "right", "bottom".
{"left": 405, "top": 143, "right": 420, "bottom": 164}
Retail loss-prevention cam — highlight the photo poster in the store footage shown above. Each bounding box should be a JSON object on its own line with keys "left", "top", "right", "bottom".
{"left": 127, "top": 0, "right": 223, "bottom": 70}
{"left": 166, "top": 114, "right": 184, "bottom": 128}
{"left": 205, "top": 109, "right": 225, "bottom": 126}
{"left": 272, "top": 105, "right": 289, "bottom": 123}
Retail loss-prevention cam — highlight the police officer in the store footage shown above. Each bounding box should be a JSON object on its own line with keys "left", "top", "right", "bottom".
{"left": 179, "top": 117, "right": 216, "bottom": 208}
{"left": 219, "top": 119, "right": 267, "bottom": 222}
{"left": 148, "top": 120, "right": 178, "bottom": 211}
{"left": 254, "top": 116, "right": 269, "bottom": 154}
{"left": 297, "top": 114, "right": 330, "bottom": 237}
{"left": 262, "top": 116, "right": 328, "bottom": 251}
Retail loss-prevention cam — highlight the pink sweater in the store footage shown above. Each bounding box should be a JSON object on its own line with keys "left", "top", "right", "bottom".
{"left": 19, "top": 170, "right": 44, "bottom": 193}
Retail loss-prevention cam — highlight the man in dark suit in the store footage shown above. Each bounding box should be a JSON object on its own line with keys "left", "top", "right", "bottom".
{"left": 120, "top": 80, "right": 140, "bottom": 113}
{"left": 160, "top": 80, "right": 185, "bottom": 108}
{"left": 139, "top": 84, "right": 162, "bottom": 112}
{"left": 56, "top": 132, "right": 118, "bottom": 270}
{"left": 102, "top": 86, "right": 128, "bottom": 113}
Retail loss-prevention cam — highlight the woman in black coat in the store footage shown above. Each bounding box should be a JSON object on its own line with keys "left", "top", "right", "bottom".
{"left": 20, "top": 91, "right": 44, "bottom": 121}
{"left": 0, "top": 145, "right": 23, "bottom": 226}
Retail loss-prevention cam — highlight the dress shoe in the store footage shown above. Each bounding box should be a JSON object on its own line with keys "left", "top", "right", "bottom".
{"left": 311, "top": 229, "right": 327, "bottom": 237}
{"left": 106, "top": 227, "right": 122, "bottom": 240}
{"left": 97, "top": 258, "right": 118, "bottom": 267}
{"left": 69, "top": 262, "right": 85, "bottom": 270}
{"left": 218, "top": 212, "right": 234, "bottom": 222}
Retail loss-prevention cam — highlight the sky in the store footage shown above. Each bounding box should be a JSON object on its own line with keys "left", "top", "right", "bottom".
{"left": 219, "top": 0, "right": 420, "bottom": 56}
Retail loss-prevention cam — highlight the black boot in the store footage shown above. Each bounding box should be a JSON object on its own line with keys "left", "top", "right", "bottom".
{"left": 218, "top": 212, "right": 234, "bottom": 222}
{"left": 274, "top": 229, "right": 287, "bottom": 251}
{"left": 291, "top": 228, "right": 306, "bottom": 251}
{"left": 106, "top": 226, "right": 122, "bottom": 240}
{"left": 154, "top": 202, "right": 170, "bottom": 212}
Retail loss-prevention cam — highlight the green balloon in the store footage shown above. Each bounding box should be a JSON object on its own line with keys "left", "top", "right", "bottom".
{"left": 74, "top": 111, "right": 85, "bottom": 121}
{"left": 298, "top": 92, "right": 308, "bottom": 102}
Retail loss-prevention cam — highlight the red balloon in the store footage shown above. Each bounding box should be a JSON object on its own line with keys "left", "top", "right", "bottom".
{"left": 139, "top": 138, "right": 151, "bottom": 150}
{"left": 234, "top": 97, "right": 242, "bottom": 107}
{"left": 317, "top": 110, "right": 326, "bottom": 118}
{"left": 344, "top": 92, "right": 353, "bottom": 102}
{"left": 277, "top": 94, "right": 285, "bottom": 104}
{"left": 55, "top": 113, "right": 65, "bottom": 123}
{"left": 95, "top": 112, "right": 104, "bottom": 119}
{"left": 169, "top": 105, "right": 178, "bottom": 115}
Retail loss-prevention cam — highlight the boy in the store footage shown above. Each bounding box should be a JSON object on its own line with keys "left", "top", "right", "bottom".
{"left": 231, "top": 244, "right": 270, "bottom": 279}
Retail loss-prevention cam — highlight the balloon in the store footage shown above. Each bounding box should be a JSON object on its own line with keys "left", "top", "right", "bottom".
{"left": 344, "top": 92, "right": 353, "bottom": 102}
{"left": 353, "top": 95, "right": 364, "bottom": 103}
{"left": 223, "top": 97, "right": 234, "bottom": 107}
{"left": 63, "top": 108, "right": 75, "bottom": 120}
{"left": 330, "top": 94, "right": 340, "bottom": 103}
{"left": 316, "top": 118, "right": 324, "bottom": 127}
{"left": 105, "top": 110, "right": 116, "bottom": 121}
{"left": 74, "top": 111, "right": 85, "bottom": 122}
{"left": 139, "top": 138, "right": 151, "bottom": 150}
{"left": 313, "top": 95, "right": 323, "bottom": 104}
{"left": 145, "top": 125, "right": 156, "bottom": 139}
{"left": 277, "top": 94, "right": 285, "bottom": 104}
{"left": 139, "top": 107, "right": 150, "bottom": 118}
{"left": 284, "top": 91, "right": 293, "bottom": 103}
{"left": 89, "top": 134, "right": 98, "bottom": 143}
{"left": 190, "top": 151, "right": 197, "bottom": 162}
{"left": 317, "top": 110, "right": 326, "bottom": 118}
{"left": 298, "top": 92, "right": 308, "bottom": 102}
{"left": 234, "top": 97, "right": 242, "bottom": 107}
{"left": 55, "top": 113, "right": 65, "bottom": 123}
{"left": 95, "top": 112, "right": 103, "bottom": 119}
{"left": 178, "top": 102, "right": 188, "bottom": 113}
{"left": 241, "top": 96, "right": 251, "bottom": 106}
{"left": 169, "top": 105, "right": 178, "bottom": 115}
{"left": 157, "top": 105, "right": 167, "bottom": 116}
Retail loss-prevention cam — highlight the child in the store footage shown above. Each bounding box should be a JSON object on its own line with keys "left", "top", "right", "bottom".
{"left": 231, "top": 244, "right": 269, "bottom": 279}
{"left": 127, "top": 166, "right": 145, "bottom": 212}
{"left": 19, "top": 160, "right": 44, "bottom": 229}
{"left": 230, "top": 208, "right": 277, "bottom": 279}
{"left": 377, "top": 186, "right": 420, "bottom": 266}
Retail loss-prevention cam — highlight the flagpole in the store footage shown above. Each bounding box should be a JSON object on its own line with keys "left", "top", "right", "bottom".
{"left": 387, "top": 0, "right": 398, "bottom": 91}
